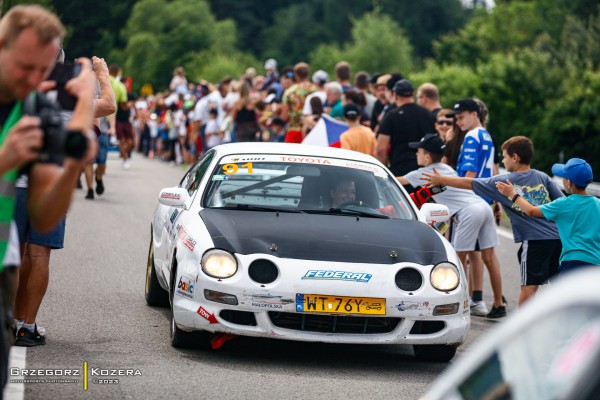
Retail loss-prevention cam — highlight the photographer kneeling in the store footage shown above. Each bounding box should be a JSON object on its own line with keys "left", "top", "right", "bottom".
{"left": 0, "top": 4, "right": 96, "bottom": 358}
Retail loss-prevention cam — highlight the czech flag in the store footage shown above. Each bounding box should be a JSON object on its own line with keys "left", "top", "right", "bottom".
{"left": 302, "top": 114, "right": 348, "bottom": 148}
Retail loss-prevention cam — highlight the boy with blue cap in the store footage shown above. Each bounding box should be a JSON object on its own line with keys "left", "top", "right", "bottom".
{"left": 496, "top": 158, "right": 600, "bottom": 273}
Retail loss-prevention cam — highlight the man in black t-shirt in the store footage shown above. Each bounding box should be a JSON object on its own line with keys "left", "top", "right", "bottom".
{"left": 376, "top": 79, "right": 435, "bottom": 177}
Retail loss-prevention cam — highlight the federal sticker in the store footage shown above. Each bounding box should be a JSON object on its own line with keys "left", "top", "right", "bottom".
{"left": 212, "top": 175, "right": 229, "bottom": 181}
{"left": 302, "top": 270, "right": 372, "bottom": 283}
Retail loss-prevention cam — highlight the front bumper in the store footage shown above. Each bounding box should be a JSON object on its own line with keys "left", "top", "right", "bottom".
{"left": 173, "top": 254, "right": 470, "bottom": 346}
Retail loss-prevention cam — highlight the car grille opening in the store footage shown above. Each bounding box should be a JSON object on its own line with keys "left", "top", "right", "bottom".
{"left": 219, "top": 310, "right": 257, "bottom": 326}
{"left": 268, "top": 312, "right": 401, "bottom": 334}
{"left": 409, "top": 321, "right": 445, "bottom": 334}
{"left": 395, "top": 267, "right": 423, "bottom": 291}
{"left": 248, "top": 259, "right": 279, "bottom": 284}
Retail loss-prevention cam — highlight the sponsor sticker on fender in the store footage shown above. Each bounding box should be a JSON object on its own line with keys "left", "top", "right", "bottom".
{"left": 175, "top": 275, "right": 195, "bottom": 299}
{"left": 176, "top": 225, "right": 196, "bottom": 251}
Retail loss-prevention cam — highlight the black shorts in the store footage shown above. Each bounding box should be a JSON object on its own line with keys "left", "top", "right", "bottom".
{"left": 517, "top": 239, "right": 561, "bottom": 286}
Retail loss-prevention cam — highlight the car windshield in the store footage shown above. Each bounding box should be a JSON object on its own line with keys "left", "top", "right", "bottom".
{"left": 203, "top": 154, "right": 416, "bottom": 220}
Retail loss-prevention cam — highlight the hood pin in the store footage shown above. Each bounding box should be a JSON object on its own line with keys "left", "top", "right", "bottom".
{"left": 389, "top": 250, "right": 398, "bottom": 259}
{"left": 270, "top": 243, "right": 278, "bottom": 252}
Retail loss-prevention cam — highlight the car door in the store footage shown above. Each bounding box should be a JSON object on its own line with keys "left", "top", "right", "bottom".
{"left": 163, "top": 150, "right": 216, "bottom": 279}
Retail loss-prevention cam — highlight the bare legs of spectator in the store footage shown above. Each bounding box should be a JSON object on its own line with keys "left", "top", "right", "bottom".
{"left": 84, "top": 162, "right": 94, "bottom": 199}
{"left": 480, "top": 247, "right": 503, "bottom": 307}
{"left": 14, "top": 244, "right": 50, "bottom": 327}
{"left": 458, "top": 250, "right": 503, "bottom": 308}
{"left": 519, "top": 285, "right": 538, "bottom": 305}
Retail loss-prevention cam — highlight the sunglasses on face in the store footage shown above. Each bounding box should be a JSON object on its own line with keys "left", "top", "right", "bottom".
{"left": 436, "top": 120, "right": 452, "bottom": 126}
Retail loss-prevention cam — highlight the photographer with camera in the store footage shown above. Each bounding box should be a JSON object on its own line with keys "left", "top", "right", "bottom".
{"left": 0, "top": 4, "right": 96, "bottom": 358}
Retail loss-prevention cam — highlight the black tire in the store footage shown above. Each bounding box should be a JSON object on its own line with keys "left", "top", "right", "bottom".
{"left": 413, "top": 345, "right": 457, "bottom": 362}
{"left": 145, "top": 234, "right": 169, "bottom": 307}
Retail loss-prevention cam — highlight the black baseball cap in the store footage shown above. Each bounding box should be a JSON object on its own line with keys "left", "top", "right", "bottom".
{"left": 446, "top": 98, "right": 480, "bottom": 117}
{"left": 408, "top": 133, "right": 446, "bottom": 155}
{"left": 392, "top": 79, "right": 414, "bottom": 97}
{"left": 343, "top": 103, "right": 361, "bottom": 119}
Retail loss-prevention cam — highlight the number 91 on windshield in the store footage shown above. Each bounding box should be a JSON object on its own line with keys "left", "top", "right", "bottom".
{"left": 296, "top": 294, "right": 386, "bottom": 315}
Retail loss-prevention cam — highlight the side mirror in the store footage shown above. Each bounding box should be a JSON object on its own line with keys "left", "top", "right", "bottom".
{"left": 158, "top": 187, "right": 191, "bottom": 208}
{"left": 420, "top": 203, "right": 450, "bottom": 224}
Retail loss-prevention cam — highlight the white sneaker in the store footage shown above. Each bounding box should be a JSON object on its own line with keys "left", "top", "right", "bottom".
{"left": 122, "top": 160, "right": 131, "bottom": 170}
{"left": 470, "top": 300, "right": 489, "bottom": 316}
{"left": 15, "top": 320, "right": 47, "bottom": 337}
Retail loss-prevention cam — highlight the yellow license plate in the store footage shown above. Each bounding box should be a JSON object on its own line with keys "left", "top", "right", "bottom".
{"left": 295, "top": 294, "right": 386, "bottom": 315}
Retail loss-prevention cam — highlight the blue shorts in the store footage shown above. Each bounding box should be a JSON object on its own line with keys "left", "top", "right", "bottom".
{"left": 96, "top": 133, "right": 109, "bottom": 165}
{"left": 15, "top": 188, "right": 66, "bottom": 249}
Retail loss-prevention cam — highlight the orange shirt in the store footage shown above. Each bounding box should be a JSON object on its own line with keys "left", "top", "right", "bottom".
{"left": 340, "top": 125, "right": 377, "bottom": 156}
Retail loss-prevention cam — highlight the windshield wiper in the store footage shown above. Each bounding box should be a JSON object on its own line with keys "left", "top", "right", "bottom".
{"left": 219, "top": 204, "right": 301, "bottom": 213}
{"left": 301, "top": 208, "right": 390, "bottom": 219}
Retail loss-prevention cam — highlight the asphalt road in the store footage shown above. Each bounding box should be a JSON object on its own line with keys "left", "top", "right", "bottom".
{"left": 8, "top": 152, "right": 521, "bottom": 400}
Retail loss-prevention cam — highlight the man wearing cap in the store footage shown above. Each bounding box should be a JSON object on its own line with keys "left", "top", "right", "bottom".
{"left": 397, "top": 134, "right": 506, "bottom": 318}
{"left": 340, "top": 103, "right": 376, "bottom": 156}
{"left": 376, "top": 79, "right": 435, "bottom": 177}
{"left": 424, "top": 136, "right": 564, "bottom": 305}
{"left": 496, "top": 158, "right": 600, "bottom": 273}
{"left": 448, "top": 98, "right": 495, "bottom": 180}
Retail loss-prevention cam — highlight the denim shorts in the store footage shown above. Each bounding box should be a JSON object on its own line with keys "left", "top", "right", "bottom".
{"left": 14, "top": 188, "right": 66, "bottom": 249}
{"left": 96, "top": 133, "right": 109, "bottom": 165}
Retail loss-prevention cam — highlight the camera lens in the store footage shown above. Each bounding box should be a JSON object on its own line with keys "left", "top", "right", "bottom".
{"left": 64, "top": 131, "right": 88, "bottom": 159}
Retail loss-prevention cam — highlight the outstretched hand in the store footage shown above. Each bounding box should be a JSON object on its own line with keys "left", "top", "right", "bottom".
{"left": 421, "top": 167, "right": 442, "bottom": 187}
{"left": 495, "top": 179, "right": 517, "bottom": 198}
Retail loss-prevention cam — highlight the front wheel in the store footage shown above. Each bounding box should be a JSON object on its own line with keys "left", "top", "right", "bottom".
{"left": 145, "top": 234, "right": 169, "bottom": 307}
{"left": 413, "top": 345, "right": 457, "bottom": 362}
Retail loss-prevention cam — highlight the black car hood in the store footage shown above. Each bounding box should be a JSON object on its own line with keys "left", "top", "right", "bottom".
{"left": 199, "top": 209, "right": 448, "bottom": 265}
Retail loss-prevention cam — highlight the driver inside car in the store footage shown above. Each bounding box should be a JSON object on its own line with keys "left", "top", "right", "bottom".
{"left": 330, "top": 179, "right": 357, "bottom": 208}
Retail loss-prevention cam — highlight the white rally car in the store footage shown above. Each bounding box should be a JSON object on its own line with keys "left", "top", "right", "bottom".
{"left": 146, "top": 143, "right": 470, "bottom": 361}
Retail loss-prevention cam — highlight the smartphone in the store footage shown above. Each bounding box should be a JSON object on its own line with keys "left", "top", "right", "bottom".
{"left": 47, "top": 62, "right": 82, "bottom": 110}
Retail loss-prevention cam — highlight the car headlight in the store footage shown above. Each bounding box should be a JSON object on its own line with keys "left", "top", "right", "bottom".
{"left": 201, "top": 250, "right": 238, "bottom": 279}
{"left": 430, "top": 262, "right": 459, "bottom": 292}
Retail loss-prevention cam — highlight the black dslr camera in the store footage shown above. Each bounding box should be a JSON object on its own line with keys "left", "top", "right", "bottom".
{"left": 23, "top": 92, "right": 87, "bottom": 162}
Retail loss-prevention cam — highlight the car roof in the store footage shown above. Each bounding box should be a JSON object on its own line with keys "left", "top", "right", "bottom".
{"left": 212, "top": 142, "right": 384, "bottom": 166}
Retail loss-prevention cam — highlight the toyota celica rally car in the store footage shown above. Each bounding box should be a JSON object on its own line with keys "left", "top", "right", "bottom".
{"left": 146, "top": 142, "right": 470, "bottom": 361}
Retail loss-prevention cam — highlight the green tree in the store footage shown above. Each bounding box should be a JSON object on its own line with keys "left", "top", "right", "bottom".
{"left": 409, "top": 61, "right": 481, "bottom": 107}
{"left": 535, "top": 67, "right": 600, "bottom": 173}
{"left": 433, "top": 1, "right": 566, "bottom": 66}
{"left": 121, "top": 0, "right": 245, "bottom": 90}
{"left": 310, "top": 11, "right": 413, "bottom": 76}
